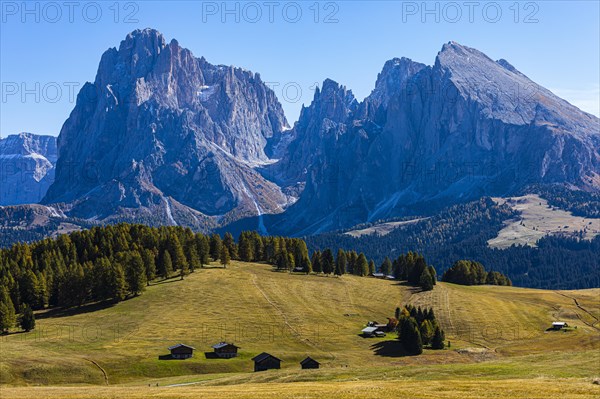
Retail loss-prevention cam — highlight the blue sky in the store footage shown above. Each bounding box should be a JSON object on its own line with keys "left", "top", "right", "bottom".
{"left": 1, "top": 0, "right": 599, "bottom": 137}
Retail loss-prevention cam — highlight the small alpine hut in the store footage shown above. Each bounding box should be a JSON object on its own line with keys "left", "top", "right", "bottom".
{"left": 252, "top": 352, "right": 282, "bottom": 372}
{"left": 551, "top": 322, "right": 569, "bottom": 330}
{"left": 212, "top": 342, "right": 240, "bottom": 358}
{"left": 168, "top": 343, "right": 195, "bottom": 359}
{"left": 361, "top": 326, "right": 378, "bottom": 337}
{"left": 300, "top": 356, "right": 320, "bottom": 370}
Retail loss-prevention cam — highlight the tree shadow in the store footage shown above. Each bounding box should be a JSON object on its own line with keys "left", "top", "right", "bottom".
{"left": 152, "top": 278, "right": 183, "bottom": 285}
{"left": 1, "top": 330, "right": 28, "bottom": 336}
{"left": 35, "top": 300, "right": 118, "bottom": 320}
{"left": 370, "top": 340, "right": 409, "bottom": 357}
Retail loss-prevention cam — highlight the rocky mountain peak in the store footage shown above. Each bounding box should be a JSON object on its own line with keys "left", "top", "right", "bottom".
{"left": 43, "top": 29, "right": 290, "bottom": 225}
{"left": 0, "top": 133, "right": 57, "bottom": 206}
{"left": 369, "top": 57, "right": 427, "bottom": 109}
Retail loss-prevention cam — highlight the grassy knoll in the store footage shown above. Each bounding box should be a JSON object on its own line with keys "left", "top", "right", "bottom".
{"left": 1, "top": 261, "right": 598, "bottom": 398}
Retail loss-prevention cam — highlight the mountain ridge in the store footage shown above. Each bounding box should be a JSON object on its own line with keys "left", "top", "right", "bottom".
{"left": 1, "top": 31, "right": 598, "bottom": 238}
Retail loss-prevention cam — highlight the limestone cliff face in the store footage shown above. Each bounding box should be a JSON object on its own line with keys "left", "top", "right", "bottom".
{"left": 271, "top": 42, "right": 600, "bottom": 235}
{"left": 33, "top": 32, "right": 599, "bottom": 234}
{"left": 0, "top": 133, "right": 57, "bottom": 205}
{"left": 43, "top": 29, "right": 291, "bottom": 225}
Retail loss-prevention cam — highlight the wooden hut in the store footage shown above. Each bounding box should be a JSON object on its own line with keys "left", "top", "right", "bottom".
{"left": 300, "top": 356, "right": 320, "bottom": 369}
{"left": 212, "top": 342, "right": 240, "bottom": 358}
{"left": 168, "top": 344, "right": 195, "bottom": 359}
{"left": 252, "top": 352, "right": 282, "bottom": 372}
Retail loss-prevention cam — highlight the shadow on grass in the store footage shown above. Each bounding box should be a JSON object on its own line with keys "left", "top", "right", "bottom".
{"left": 204, "top": 352, "right": 220, "bottom": 359}
{"left": 151, "top": 278, "right": 183, "bottom": 285}
{"left": 36, "top": 300, "right": 118, "bottom": 320}
{"left": 370, "top": 340, "right": 410, "bottom": 357}
{"left": 1, "top": 330, "right": 28, "bottom": 336}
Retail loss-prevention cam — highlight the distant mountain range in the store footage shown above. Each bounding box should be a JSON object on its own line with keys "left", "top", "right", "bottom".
{"left": 0, "top": 133, "right": 57, "bottom": 206}
{"left": 1, "top": 29, "right": 598, "bottom": 239}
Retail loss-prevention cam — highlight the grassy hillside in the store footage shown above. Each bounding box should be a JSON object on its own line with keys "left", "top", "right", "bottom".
{"left": 1, "top": 261, "right": 599, "bottom": 398}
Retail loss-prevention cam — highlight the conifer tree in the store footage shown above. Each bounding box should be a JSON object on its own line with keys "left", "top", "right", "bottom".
{"left": 431, "top": 326, "right": 445, "bottom": 349}
{"left": 420, "top": 320, "right": 434, "bottom": 346}
{"left": 419, "top": 267, "right": 434, "bottom": 291}
{"left": 185, "top": 245, "right": 200, "bottom": 274}
{"left": 109, "top": 263, "right": 127, "bottom": 302}
{"left": 356, "top": 254, "right": 369, "bottom": 277}
{"left": 159, "top": 250, "right": 173, "bottom": 279}
{"left": 321, "top": 249, "right": 335, "bottom": 275}
{"left": 196, "top": 234, "right": 210, "bottom": 266}
{"left": 368, "top": 260, "right": 376, "bottom": 276}
{"left": 381, "top": 257, "right": 393, "bottom": 276}
{"left": 311, "top": 251, "right": 322, "bottom": 273}
{"left": 0, "top": 286, "right": 16, "bottom": 333}
{"left": 220, "top": 246, "right": 231, "bottom": 268}
{"left": 223, "top": 232, "right": 238, "bottom": 260}
{"left": 335, "top": 249, "right": 347, "bottom": 276}
{"left": 19, "top": 303, "right": 35, "bottom": 332}
{"left": 126, "top": 252, "right": 147, "bottom": 296}
{"left": 168, "top": 235, "right": 188, "bottom": 273}
{"left": 400, "top": 318, "right": 423, "bottom": 355}
{"left": 238, "top": 232, "right": 254, "bottom": 262}
{"left": 209, "top": 234, "right": 222, "bottom": 262}
{"left": 142, "top": 249, "right": 156, "bottom": 285}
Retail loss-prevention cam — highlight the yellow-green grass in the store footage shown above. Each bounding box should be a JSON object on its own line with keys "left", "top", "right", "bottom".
{"left": 1, "top": 261, "right": 599, "bottom": 397}
{"left": 2, "top": 378, "right": 599, "bottom": 399}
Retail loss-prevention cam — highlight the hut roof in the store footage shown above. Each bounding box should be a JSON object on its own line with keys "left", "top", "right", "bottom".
{"left": 252, "top": 352, "right": 282, "bottom": 363}
{"left": 168, "top": 343, "right": 195, "bottom": 350}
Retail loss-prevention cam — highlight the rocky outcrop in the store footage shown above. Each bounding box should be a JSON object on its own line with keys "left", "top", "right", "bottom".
{"left": 270, "top": 42, "right": 600, "bottom": 235}
{"left": 43, "top": 29, "right": 292, "bottom": 227}
{"left": 0, "top": 133, "right": 57, "bottom": 205}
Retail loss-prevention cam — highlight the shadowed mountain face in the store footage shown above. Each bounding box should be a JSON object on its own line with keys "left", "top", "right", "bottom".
{"left": 0, "top": 133, "right": 57, "bottom": 206}
{"left": 266, "top": 42, "right": 600, "bottom": 235}
{"left": 9, "top": 31, "right": 595, "bottom": 236}
{"left": 42, "top": 28, "right": 291, "bottom": 227}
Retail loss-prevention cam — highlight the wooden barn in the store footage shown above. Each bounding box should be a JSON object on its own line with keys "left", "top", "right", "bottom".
{"left": 212, "top": 342, "right": 240, "bottom": 358}
{"left": 300, "top": 356, "right": 320, "bottom": 369}
{"left": 252, "top": 352, "right": 282, "bottom": 372}
{"left": 168, "top": 344, "right": 195, "bottom": 359}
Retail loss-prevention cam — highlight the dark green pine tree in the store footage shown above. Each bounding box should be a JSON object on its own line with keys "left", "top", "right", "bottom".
{"left": 220, "top": 245, "right": 231, "bottom": 268}
{"left": 335, "top": 249, "right": 346, "bottom": 276}
{"left": 126, "top": 252, "right": 147, "bottom": 296}
{"left": 368, "top": 260, "right": 376, "bottom": 276}
{"left": 311, "top": 251, "right": 322, "bottom": 273}
{"left": 431, "top": 326, "right": 445, "bottom": 349}
{"left": 428, "top": 266, "right": 437, "bottom": 285}
{"left": 419, "top": 320, "right": 434, "bottom": 346}
{"left": 159, "top": 250, "right": 173, "bottom": 279}
{"left": 141, "top": 249, "right": 156, "bottom": 285}
{"left": 185, "top": 244, "right": 200, "bottom": 274}
{"left": 419, "top": 267, "right": 434, "bottom": 291}
{"left": 356, "top": 254, "right": 369, "bottom": 277}
{"left": 209, "top": 234, "right": 222, "bottom": 262}
{"left": 168, "top": 235, "right": 188, "bottom": 273}
{"left": 0, "top": 286, "right": 16, "bottom": 333}
{"left": 380, "top": 257, "right": 393, "bottom": 276}
{"left": 223, "top": 232, "right": 238, "bottom": 260}
{"left": 402, "top": 319, "right": 423, "bottom": 355}
{"left": 321, "top": 249, "right": 335, "bottom": 275}
{"left": 196, "top": 234, "right": 211, "bottom": 266}
{"left": 238, "top": 233, "right": 254, "bottom": 262}
{"left": 19, "top": 303, "right": 35, "bottom": 332}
